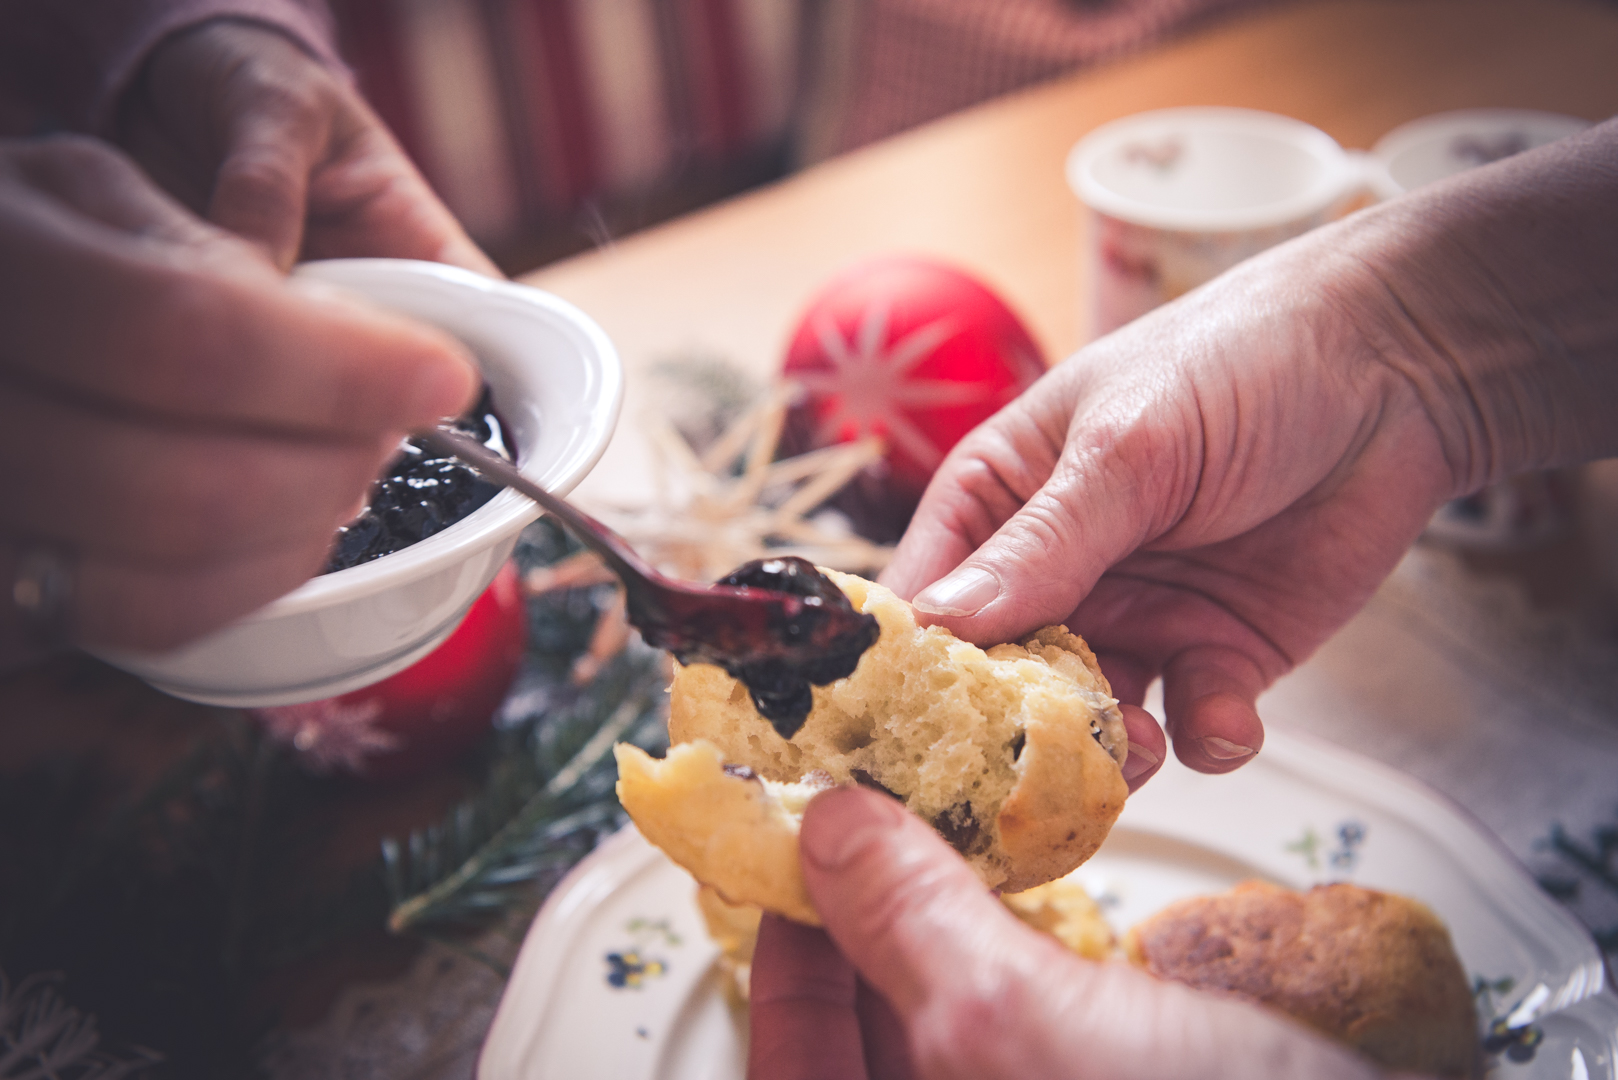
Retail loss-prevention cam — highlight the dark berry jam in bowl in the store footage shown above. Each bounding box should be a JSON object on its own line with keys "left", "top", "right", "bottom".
{"left": 87, "top": 258, "right": 623, "bottom": 709}
{"left": 323, "top": 387, "right": 514, "bottom": 575}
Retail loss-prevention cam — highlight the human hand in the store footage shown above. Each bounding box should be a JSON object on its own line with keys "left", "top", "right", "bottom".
{"left": 0, "top": 135, "right": 479, "bottom": 665}
{"left": 879, "top": 225, "right": 1458, "bottom": 778}
{"left": 749, "top": 786, "right": 1386, "bottom": 1080}
{"left": 115, "top": 19, "right": 498, "bottom": 274}
{"left": 882, "top": 122, "right": 1618, "bottom": 780}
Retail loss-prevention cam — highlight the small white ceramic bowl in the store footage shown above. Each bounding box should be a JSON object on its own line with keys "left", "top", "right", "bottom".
{"left": 91, "top": 259, "right": 622, "bottom": 707}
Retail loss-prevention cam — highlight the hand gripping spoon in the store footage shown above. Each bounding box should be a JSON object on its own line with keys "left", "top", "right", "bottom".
{"left": 417, "top": 427, "right": 879, "bottom": 738}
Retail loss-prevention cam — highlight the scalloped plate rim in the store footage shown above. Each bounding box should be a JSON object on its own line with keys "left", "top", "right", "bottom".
{"left": 478, "top": 728, "right": 1615, "bottom": 1080}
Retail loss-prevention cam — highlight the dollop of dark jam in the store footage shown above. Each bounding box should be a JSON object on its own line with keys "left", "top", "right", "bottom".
{"left": 666, "top": 556, "right": 879, "bottom": 740}
{"left": 324, "top": 388, "right": 512, "bottom": 573}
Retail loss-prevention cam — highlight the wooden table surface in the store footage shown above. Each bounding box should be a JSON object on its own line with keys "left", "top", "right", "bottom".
{"left": 525, "top": 0, "right": 1618, "bottom": 510}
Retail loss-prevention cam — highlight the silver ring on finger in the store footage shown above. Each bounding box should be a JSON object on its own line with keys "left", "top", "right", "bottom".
{"left": 12, "top": 541, "right": 77, "bottom": 649}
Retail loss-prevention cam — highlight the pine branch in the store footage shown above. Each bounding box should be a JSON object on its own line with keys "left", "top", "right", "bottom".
{"left": 0, "top": 970, "right": 160, "bottom": 1080}
{"left": 0, "top": 517, "right": 648, "bottom": 1070}
{"left": 381, "top": 644, "right": 669, "bottom": 935}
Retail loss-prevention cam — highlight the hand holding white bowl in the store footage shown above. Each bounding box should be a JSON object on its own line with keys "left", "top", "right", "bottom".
{"left": 0, "top": 138, "right": 479, "bottom": 671}
{"left": 90, "top": 258, "right": 622, "bottom": 706}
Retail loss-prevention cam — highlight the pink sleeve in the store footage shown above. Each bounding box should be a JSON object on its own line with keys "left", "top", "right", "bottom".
{"left": 1, "top": 0, "right": 348, "bottom": 134}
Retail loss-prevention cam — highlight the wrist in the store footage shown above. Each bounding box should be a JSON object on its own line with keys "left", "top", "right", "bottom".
{"left": 1333, "top": 121, "right": 1618, "bottom": 495}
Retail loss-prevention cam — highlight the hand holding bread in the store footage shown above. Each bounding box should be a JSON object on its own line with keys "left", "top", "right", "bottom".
{"left": 750, "top": 786, "right": 1388, "bottom": 1080}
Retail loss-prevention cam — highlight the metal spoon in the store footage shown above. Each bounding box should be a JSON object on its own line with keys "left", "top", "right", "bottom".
{"left": 417, "top": 427, "right": 879, "bottom": 732}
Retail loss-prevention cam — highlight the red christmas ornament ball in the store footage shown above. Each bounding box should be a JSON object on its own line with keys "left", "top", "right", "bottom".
{"left": 779, "top": 256, "right": 1046, "bottom": 540}
{"left": 251, "top": 561, "right": 527, "bottom": 781}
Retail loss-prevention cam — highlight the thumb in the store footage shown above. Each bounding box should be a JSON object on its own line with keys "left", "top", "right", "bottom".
{"left": 902, "top": 417, "right": 1165, "bottom": 647}
{"left": 799, "top": 787, "right": 1086, "bottom": 1078}
{"left": 799, "top": 788, "right": 1385, "bottom": 1080}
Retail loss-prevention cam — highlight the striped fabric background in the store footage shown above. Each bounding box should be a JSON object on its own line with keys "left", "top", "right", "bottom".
{"left": 324, "top": 0, "right": 1269, "bottom": 270}
{"left": 796, "top": 0, "right": 1267, "bottom": 163}
{"left": 2, "top": 0, "right": 1271, "bottom": 273}
{"left": 328, "top": 0, "right": 803, "bottom": 262}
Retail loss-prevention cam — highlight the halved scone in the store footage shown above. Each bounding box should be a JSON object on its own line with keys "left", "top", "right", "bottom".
{"left": 617, "top": 570, "right": 1129, "bottom": 922}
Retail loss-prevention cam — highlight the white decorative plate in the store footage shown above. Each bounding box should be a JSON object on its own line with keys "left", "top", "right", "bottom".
{"left": 478, "top": 729, "right": 1615, "bottom": 1079}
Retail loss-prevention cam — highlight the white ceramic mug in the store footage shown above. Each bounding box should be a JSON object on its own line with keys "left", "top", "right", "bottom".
{"left": 1066, "top": 107, "right": 1365, "bottom": 340}
{"left": 1367, "top": 107, "right": 1591, "bottom": 199}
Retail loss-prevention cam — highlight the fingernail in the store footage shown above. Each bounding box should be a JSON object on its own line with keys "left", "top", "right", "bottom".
{"left": 912, "top": 567, "right": 999, "bottom": 617}
{"left": 1121, "top": 741, "right": 1160, "bottom": 782}
{"left": 1198, "top": 736, "right": 1256, "bottom": 761}
{"left": 801, "top": 788, "right": 907, "bottom": 870}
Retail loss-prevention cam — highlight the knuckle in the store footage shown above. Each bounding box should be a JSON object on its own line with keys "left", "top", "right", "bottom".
{"left": 953, "top": 456, "right": 1028, "bottom": 522}
{"left": 139, "top": 469, "right": 253, "bottom": 560}
{"left": 216, "top": 150, "right": 302, "bottom": 213}
{"left": 78, "top": 572, "right": 206, "bottom": 652}
{"left": 911, "top": 979, "right": 1022, "bottom": 1076}
{"left": 1004, "top": 492, "right": 1071, "bottom": 557}
{"left": 33, "top": 132, "right": 119, "bottom": 167}
{"left": 752, "top": 969, "right": 853, "bottom": 1009}
{"left": 136, "top": 275, "right": 248, "bottom": 392}
{"left": 89, "top": 526, "right": 333, "bottom": 651}
{"left": 236, "top": 60, "right": 330, "bottom": 127}
{"left": 1106, "top": 417, "right": 1177, "bottom": 480}
{"left": 850, "top": 878, "right": 913, "bottom": 942}
{"left": 933, "top": 419, "right": 1061, "bottom": 539}
{"left": 22, "top": 135, "right": 140, "bottom": 191}
{"left": 846, "top": 851, "right": 966, "bottom": 950}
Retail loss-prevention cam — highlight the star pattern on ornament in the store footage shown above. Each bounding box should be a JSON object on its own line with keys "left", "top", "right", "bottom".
{"left": 792, "top": 302, "right": 1000, "bottom": 472}
{"left": 253, "top": 697, "right": 400, "bottom": 774}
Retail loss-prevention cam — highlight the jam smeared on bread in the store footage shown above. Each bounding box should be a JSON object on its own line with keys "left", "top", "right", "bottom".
{"left": 658, "top": 557, "right": 881, "bottom": 738}
{"left": 326, "top": 387, "right": 513, "bottom": 573}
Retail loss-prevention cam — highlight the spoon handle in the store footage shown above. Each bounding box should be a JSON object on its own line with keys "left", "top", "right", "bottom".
{"left": 416, "top": 427, "right": 666, "bottom": 613}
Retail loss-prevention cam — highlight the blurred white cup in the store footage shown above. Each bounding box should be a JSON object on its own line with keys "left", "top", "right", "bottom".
{"left": 1066, "top": 107, "right": 1364, "bottom": 340}
{"left": 1367, "top": 107, "right": 1591, "bottom": 199}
